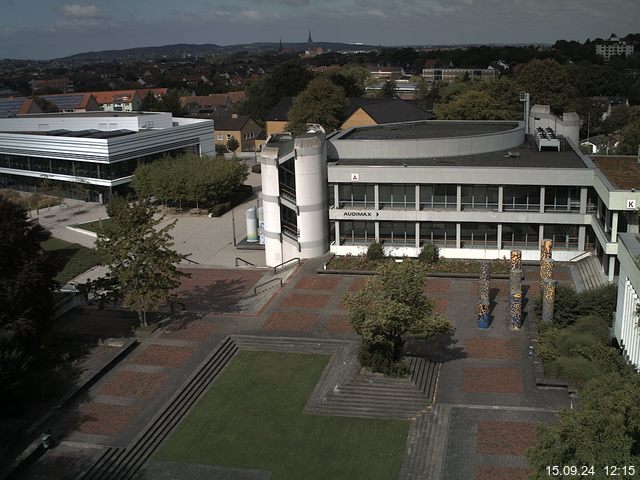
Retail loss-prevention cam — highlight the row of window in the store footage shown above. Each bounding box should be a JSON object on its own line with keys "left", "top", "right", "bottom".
{"left": 337, "top": 221, "right": 590, "bottom": 250}
{"left": 330, "top": 184, "right": 598, "bottom": 212}
{"left": 0, "top": 147, "right": 195, "bottom": 181}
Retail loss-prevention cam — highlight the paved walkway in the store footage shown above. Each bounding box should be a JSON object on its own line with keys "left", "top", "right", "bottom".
{"left": 18, "top": 260, "right": 574, "bottom": 480}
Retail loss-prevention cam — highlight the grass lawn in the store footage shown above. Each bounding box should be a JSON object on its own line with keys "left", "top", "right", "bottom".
{"left": 74, "top": 218, "right": 111, "bottom": 233}
{"left": 156, "top": 351, "right": 409, "bottom": 480}
{"left": 42, "top": 237, "right": 100, "bottom": 284}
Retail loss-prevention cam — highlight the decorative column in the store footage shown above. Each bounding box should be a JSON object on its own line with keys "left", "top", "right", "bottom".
{"left": 540, "top": 257, "right": 554, "bottom": 290}
{"left": 510, "top": 292, "right": 522, "bottom": 329}
{"left": 540, "top": 239, "right": 552, "bottom": 261}
{"left": 509, "top": 250, "right": 523, "bottom": 329}
{"left": 477, "top": 261, "right": 491, "bottom": 328}
{"left": 542, "top": 279, "right": 558, "bottom": 323}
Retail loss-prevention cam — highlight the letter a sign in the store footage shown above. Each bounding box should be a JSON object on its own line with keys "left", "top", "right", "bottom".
{"left": 351, "top": 173, "right": 359, "bottom": 182}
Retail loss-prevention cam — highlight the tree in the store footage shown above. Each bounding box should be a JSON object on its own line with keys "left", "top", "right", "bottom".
{"left": 344, "top": 262, "right": 454, "bottom": 375}
{"left": 237, "top": 61, "right": 315, "bottom": 121}
{"left": 617, "top": 120, "right": 640, "bottom": 155}
{"left": 0, "top": 194, "right": 55, "bottom": 409}
{"left": 94, "top": 198, "right": 190, "bottom": 326}
{"left": 159, "top": 89, "right": 185, "bottom": 116}
{"left": 226, "top": 136, "right": 240, "bottom": 153}
{"left": 377, "top": 79, "right": 397, "bottom": 99}
{"left": 514, "top": 59, "right": 578, "bottom": 114}
{"left": 286, "top": 77, "right": 346, "bottom": 134}
{"left": 140, "top": 91, "right": 161, "bottom": 111}
{"left": 435, "top": 90, "right": 516, "bottom": 120}
{"left": 31, "top": 96, "right": 59, "bottom": 113}
{"left": 528, "top": 373, "right": 640, "bottom": 478}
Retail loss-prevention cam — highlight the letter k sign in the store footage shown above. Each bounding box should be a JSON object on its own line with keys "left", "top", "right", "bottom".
{"left": 628, "top": 199, "right": 636, "bottom": 209}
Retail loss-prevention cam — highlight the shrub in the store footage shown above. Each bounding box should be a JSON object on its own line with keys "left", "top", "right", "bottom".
{"left": 366, "top": 241, "right": 385, "bottom": 261}
{"left": 418, "top": 243, "right": 439, "bottom": 264}
{"left": 545, "top": 356, "right": 602, "bottom": 385}
{"left": 534, "top": 283, "right": 616, "bottom": 327}
{"left": 215, "top": 144, "right": 227, "bottom": 155}
{"left": 209, "top": 201, "right": 232, "bottom": 217}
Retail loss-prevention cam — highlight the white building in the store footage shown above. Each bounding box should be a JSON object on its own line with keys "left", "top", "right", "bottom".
{"left": 614, "top": 233, "right": 640, "bottom": 369}
{"left": 595, "top": 34, "right": 635, "bottom": 61}
{"left": 0, "top": 112, "right": 214, "bottom": 202}
{"left": 259, "top": 106, "right": 640, "bottom": 283}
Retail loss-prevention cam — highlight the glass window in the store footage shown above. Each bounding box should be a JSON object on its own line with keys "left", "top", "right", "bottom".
{"left": 461, "top": 185, "right": 499, "bottom": 210}
{"left": 419, "top": 222, "right": 456, "bottom": 246}
{"left": 338, "top": 184, "right": 374, "bottom": 207}
{"left": 327, "top": 185, "right": 335, "bottom": 208}
{"left": 73, "top": 161, "right": 99, "bottom": 179}
{"left": 379, "top": 221, "right": 415, "bottom": 245}
{"left": 50, "top": 158, "right": 74, "bottom": 176}
{"left": 544, "top": 224, "right": 579, "bottom": 249}
{"left": 502, "top": 224, "right": 539, "bottom": 248}
{"left": 340, "top": 221, "right": 375, "bottom": 245}
{"left": 503, "top": 186, "right": 540, "bottom": 211}
{"left": 379, "top": 184, "right": 415, "bottom": 209}
{"left": 281, "top": 206, "right": 297, "bottom": 239}
{"left": 545, "top": 186, "right": 580, "bottom": 212}
{"left": 586, "top": 187, "right": 598, "bottom": 213}
{"left": 460, "top": 223, "right": 498, "bottom": 248}
{"left": 420, "top": 184, "right": 456, "bottom": 209}
{"left": 29, "top": 157, "right": 52, "bottom": 173}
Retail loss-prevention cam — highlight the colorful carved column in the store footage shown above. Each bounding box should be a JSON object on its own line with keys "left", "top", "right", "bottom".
{"left": 510, "top": 250, "right": 522, "bottom": 272}
{"left": 540, "top": 257, "right": 554, "bottom": 290}
{"left": 542, "top": 279, "right": 558, "bottom": 323}
{"left": 540, "top": 239, "right": 552, "bottom": 261}
{"left": 510, "top": 292, "right": 523, "bottom": 329}
{"left": 477, "top": 279, "right": 490, "bottom": 329}
{"left": 480, "top": 261, "right": 491, "bottom": 282}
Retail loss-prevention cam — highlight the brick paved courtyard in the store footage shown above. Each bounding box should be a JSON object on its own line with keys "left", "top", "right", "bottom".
{"left": 21, "top": 261, "right": 573, "bottom": 480}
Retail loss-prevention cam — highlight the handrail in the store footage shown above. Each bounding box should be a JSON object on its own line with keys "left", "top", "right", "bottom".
{"left": 569, "top": 250, "right": 594, "bottom": 262}
{"left": 235, "top": 257, "right": 256, "bottom": 267}
{"left": 184, "top": 257, "right": 200, "bottom": 265}
{"left": 254, "top": 277, "right": 283, "bottom": 295}
{"left": 273, "top": 257, "right": 300, "bottom": 274}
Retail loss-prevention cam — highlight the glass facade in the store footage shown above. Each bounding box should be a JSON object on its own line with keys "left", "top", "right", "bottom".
{"left": 379, "top": 184, "right": 415, "bottom": 209}
{"left": 420, "top": 222, "right": 456, "bottom": 246}
{"left": 460, "top": 223, "right": 498, "bottom": 248}
{"left": 379, "top": 221, "right": 415, "bottom": 245}
{"left": 278, "top": 158, "right": 296, "bottom": 202}
{"left": 461, "top": 185, "right": 499, "bottom": 210}
{"left": 544, "top": 186, "right": 581, "bottom": 212}
{"left": 420, "top": 184, "right": 456, "bottom": 209}
{"left": 502, "top": 223, "right": 539, "bottom": 248}
{"left": 340, "top": 221, "right": 375, "bottom": 244}
{"left": 281, "top": 205, "right": 298, "bottom": 239}
{"left": 544, "top": 224, "right": 579, "bottom": 249}
{"left": 503, "top": 185, "right": 540, "bottom": 211}
{"left": 0, "top": 146, "right": 194, "bottom": 182}
{"left": 338, "top": 184, "right": 374, "bottom": 208}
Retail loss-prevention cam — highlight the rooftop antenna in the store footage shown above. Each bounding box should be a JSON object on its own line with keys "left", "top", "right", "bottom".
{"left": 519, "top": 92, "right": 530, "bottom": 137}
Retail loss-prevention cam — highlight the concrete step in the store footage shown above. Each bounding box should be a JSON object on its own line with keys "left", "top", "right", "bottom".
{"left": 424, "top": 405, "right": 452, "bottom": 480}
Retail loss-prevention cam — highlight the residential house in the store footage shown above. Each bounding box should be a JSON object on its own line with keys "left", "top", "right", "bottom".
{"left": 595, "top": 34, "right": 634, "bottom": 61}
{"left": 91, "top": 90, "right": 142, "bottom": 112}
{"left": 39, "top": 93, "right": 101, "bottom": 113}
{"left": 0, "top": 97, "right": 43, "bottom": 118}
{"left": 340, "top": 98, "right": 434, "bottom": 130}
{"left": 214, "top": 114, "right": 262, "bottom": 152}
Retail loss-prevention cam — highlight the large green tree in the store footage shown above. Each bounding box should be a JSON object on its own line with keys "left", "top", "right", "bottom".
{"left": 286, "top": 77, "right": 346, "bottom": 133}
{"left": 237, "top": 61, "right": 315, "bottom": 121}
{"left": 344, "top": 262, "right": 454, "bottom": 375}
{"left": 94, "top": 198, "right": 189, "bottom": 326}
{"left": 528, "top": 373, "right": 640, "bottom": 478}
{"left": 514, "top": 59, "right": 578, "bottom": 114}
{"left": 0, "top": 194, "right": 55, "bottom": 408}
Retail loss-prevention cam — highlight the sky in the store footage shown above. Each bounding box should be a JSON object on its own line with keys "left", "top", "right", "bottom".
{"left": 0, "top": 0, "right": 638, "bottom": 59}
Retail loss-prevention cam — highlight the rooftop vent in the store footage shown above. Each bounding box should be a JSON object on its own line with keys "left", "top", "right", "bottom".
{"left": 535, "top": 127, "right": 560, "bottom": 151}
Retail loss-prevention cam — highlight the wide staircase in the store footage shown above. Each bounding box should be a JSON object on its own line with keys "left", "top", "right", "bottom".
{"left": 571, "top": 255, "right": 609, "bottom": 292}
{"left": 398, "top": 404, "right": 452, "bottom": 480}
{"left": 316, "top": 357, "right": 440, "bottom": 419}
{"left": 80, "top": 337, "right": 239, "bottom": 480}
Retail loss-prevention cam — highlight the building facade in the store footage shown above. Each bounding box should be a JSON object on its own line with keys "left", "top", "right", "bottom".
{"left": 614, "top": 233, "right": 640, "bottom": 369}
{"left": 0, "top": 112, "right": 214, "bottom": 202}
{"left": 259, "top": 107, "right": 640, "bottom": 282}
{"left": 595, "top": 34, "right": 635, "bottom": 61}
{"left": 422, "top": 67, "right": 497, "bottom": 84}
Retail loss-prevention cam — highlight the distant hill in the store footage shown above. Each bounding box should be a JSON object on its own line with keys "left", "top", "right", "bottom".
{"left": 57, "top": 42, "right": 381, "bottom": 61}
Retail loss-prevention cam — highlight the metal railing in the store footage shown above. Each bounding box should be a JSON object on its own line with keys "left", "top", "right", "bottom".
{"left": 273, "top": 257, "right": 300, "bottom": 274}
{"left": 184, "top": 257, "right": 200, "bottom": 265}
{"left": 254, "top": 277, "right": 283, "bottom": 295}
{"left": 235, "top": 257, "right": 256, "bottom": 267}
{"left": 569, "top": 250, "right": 595, "bottom": 262}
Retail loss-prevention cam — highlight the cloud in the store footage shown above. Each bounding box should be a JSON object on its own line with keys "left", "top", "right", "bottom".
{"left": 57, "top": 4, "right": 103, "bottom": 19}
{"left": 252, "top": 0, "right": 311, "bottom": 6}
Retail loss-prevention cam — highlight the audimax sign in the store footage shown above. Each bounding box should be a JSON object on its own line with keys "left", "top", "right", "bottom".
{"left": 342, "top": 211, "right": 379, "bottom": 217}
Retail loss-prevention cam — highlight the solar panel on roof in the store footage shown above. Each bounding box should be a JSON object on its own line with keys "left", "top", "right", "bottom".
{"left": 42, "top": 94, "right": 84, "bottom": 109}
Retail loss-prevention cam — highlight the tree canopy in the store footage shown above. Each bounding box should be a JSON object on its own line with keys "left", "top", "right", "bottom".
{"left": 237, "top": 61, "right": 315, "bottom": 121}
{"left": 0, "top": 194, "right": 55, "bottom": 409}
{"left": 132, "top": 154, "right": 248, "bottom": 209}
{"left": 285, "top": 77, "right": 346, "bottom": 134}
{"left": 434, "top": 78, "right": 521, "bottom": 120}
{"left": 344, "top": 262, "right": 453, "bottom": 375}
{"left": 94, "top": 198, "right": 190, "bottom": 326}
{"left": 514, "top": 59, "right": 578, "bottom": 114}
{"left": 528, "top": 373, "right": 640, "bottom": 477}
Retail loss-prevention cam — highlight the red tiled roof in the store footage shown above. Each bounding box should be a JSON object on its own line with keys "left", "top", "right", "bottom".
{"left": 90, "top": 90, "right": 140, "bottom": 105}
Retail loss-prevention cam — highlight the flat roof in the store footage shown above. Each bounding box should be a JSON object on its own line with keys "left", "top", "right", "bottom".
{"left": 339, "top": 121, "right": 519, "bottom": 140}
{"left": 591, "top": 155, "right": 640, "bottom": 190}
{"left": 331, "top": 137, "right": 587, "bottom": 169}
{"left": 18, "top": 112, "right": 160, "bottom": 118}
{"left": 8, "top": 129, "right": 137, "bottom": 139}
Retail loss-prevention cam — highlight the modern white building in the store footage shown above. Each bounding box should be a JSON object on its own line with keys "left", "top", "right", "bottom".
{"left": 0, "top": 112, "right": 214, "bottom": 202}
{"left": 614, "top": 233, "right": 640, "bottom": 369}
{"left": 259, "top": 106, "right": 640, "bottom": 281}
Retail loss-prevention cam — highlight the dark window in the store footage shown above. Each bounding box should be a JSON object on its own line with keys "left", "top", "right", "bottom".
{"left": 503, "top": 186, "right": 540, "bottom": 211}
{"left": 419, "top": 222, "right": 456, "bottom": 246}
{"left": 461, "top": 185, "right": 498, "bottom": 210}
{"left": 379, "top": 221, "right": 415, "bottom": 245}
{"left": 460, "top": 223, "right": 498, "bottom": 248}
{"left": 545, "top": 186, "right": 581, "bottom": 212}
{"left": 379, "top": 184, "right": 415, "bottom": 209}
{"left": 338, "top": 184, "right": 374, "bottom": 207}
{"left": 281, "top": 206, "right": 297, "bottom": 239}
{"left": 339, "top": 221, "right": 375, "bottom": 245}
{"left": 544, "top": 224, "right": 579, "bottom": 249}
{"left": 420, "top": 184, "right": 456, "bottom": 209}
{"left": 502, "top": 224, "right": 539, "bottom": 248}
